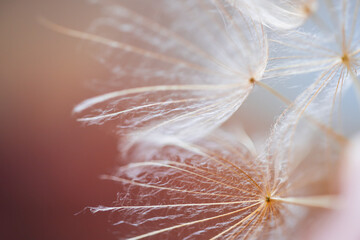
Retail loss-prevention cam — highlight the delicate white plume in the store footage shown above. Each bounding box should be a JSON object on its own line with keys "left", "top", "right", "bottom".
{"left": 264, "top": 0, "right": 360, "bottom": 134}
{"left": 228, "top": 0, "right": 317, "bottom": 30}
{"left": 89, "top": 125, "right": 338, "bottom": 239}
{"left": 72, "top": 0, "right": 269, "bottom": 146}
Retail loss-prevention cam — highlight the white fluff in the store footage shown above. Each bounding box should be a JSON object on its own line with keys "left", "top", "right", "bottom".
{"left": 73, "top": 0, "right": 269, "bottom": 147}
{"left": 229, "top": 0, "right": 317, "bottom": 30}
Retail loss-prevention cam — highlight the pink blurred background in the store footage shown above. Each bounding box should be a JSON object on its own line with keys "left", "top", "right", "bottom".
{"left": 0, "top": 0, "right": 123, "bottom": 239}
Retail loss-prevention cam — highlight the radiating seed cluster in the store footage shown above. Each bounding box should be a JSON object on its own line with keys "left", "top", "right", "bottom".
{"left": 46, "top": 0, "right": 360, "bottom": 239}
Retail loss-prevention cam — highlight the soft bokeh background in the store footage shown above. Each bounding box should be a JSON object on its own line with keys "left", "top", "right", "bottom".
{"left": 1, "top": 0, "right": 359, "bottom": 239}
{"left": 0, "top": 1, "right": 120, "bottom": 239}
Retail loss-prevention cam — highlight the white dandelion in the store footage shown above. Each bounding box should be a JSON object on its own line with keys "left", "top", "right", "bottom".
{"left": 228, "top": 0, "right": 317, "bottom": 30}
{"left": 89, "top": 123, "right": 340, "bottom": 239}
{"left": 40, "top": 0, "right": 269, "bottom": 148}
{"left": 265, "top": 0, "right": 360, "bottom": 128}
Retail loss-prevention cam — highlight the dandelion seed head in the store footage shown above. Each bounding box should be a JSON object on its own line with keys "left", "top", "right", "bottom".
{"left": 46, "top": 0, "right": 359, "bottom": 238}
{"left": 263, "top": 0, "right": 360, "bottom": 138}
{"left": 91, "top": 125, "right": 339, "bottom": 239}
{"left": 67, "top": 0, "right": 269, "bottom": 148}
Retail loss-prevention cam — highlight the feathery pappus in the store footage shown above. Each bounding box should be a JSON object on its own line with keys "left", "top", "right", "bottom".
{"left": 40, "top": 0, "right": 272, "bottom": 148}
{"left": 265, "top": 0, "right": 360, "bottom": 132}
{"left": 228, "top": 0, "right": 317, "bottom": 30}
{"left": 36, "top": 0, "right": 359, "bottom": 238}
{"left": 90, "top": 125, "right": 340, "bottom": 239}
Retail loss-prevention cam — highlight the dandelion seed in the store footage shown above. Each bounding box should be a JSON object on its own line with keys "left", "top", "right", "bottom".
{"left": 228, "top": 0, "right": 317, "bottom": 30}
{"left": 258, "top": 0, "right": 359, "bottom": 156}
{"left": 90, "top": 128, "right": 340, "bottom": 239}
{"left": 266, "top": 0, "right": 360, "bottom": 119}
{"left": 40, "top": 0, "right": 270, "bottom": 148}
{"left": 40, "top": 0, "right": 347, "bottom": 150}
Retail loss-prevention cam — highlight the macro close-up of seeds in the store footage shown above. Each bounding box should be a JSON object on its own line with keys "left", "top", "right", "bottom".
{"left": 1, "top": 0, "right": 360, "bottom": 239}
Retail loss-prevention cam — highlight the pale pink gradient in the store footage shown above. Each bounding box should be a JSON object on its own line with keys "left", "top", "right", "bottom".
{"left": 309, "top": 136, "right": 360, "bottom": 240}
